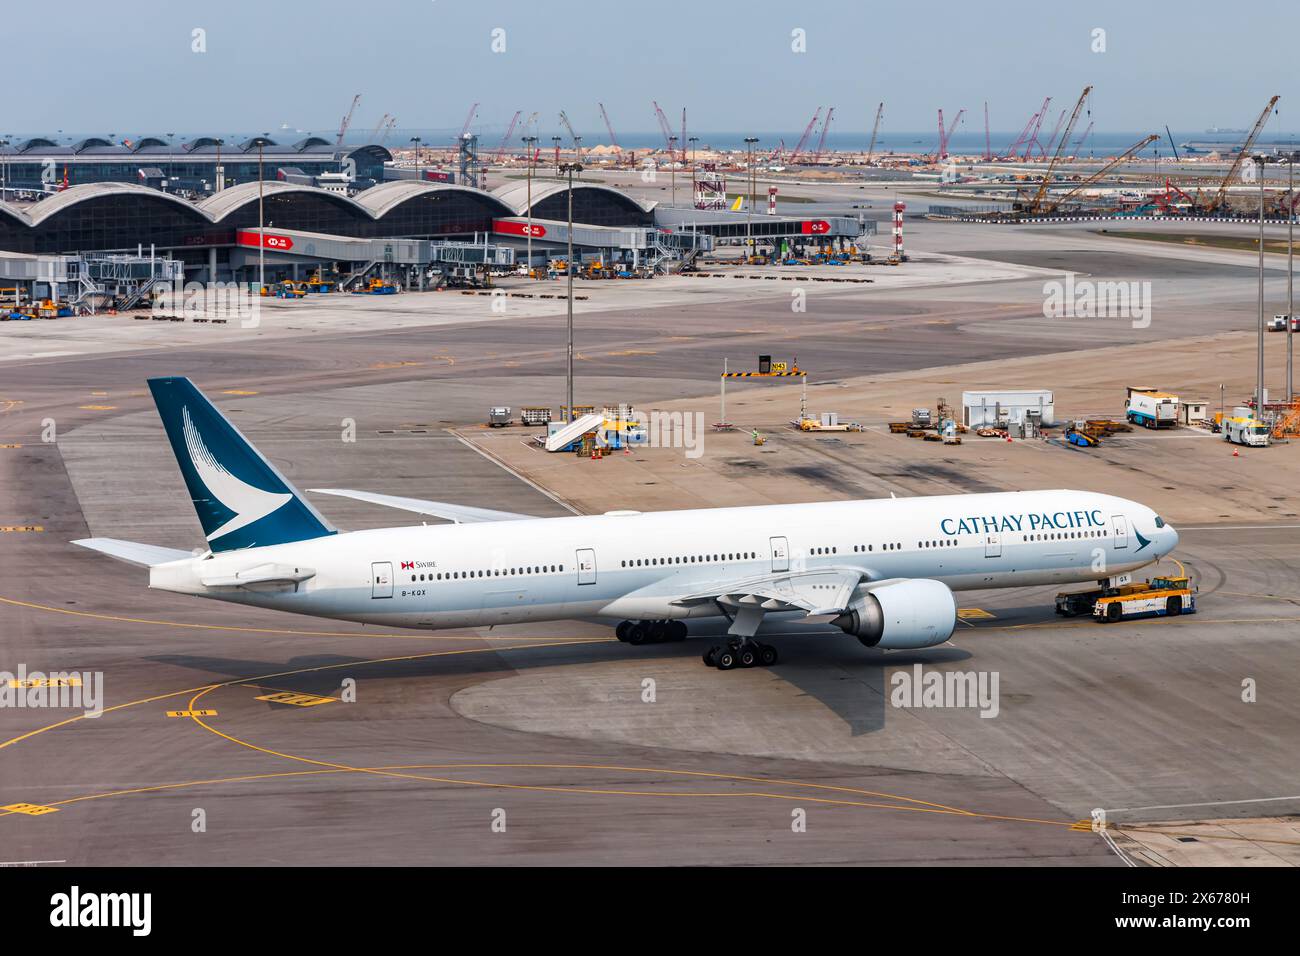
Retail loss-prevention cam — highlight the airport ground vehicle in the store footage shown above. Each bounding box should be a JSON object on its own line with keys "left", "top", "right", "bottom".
{"left": 1125, "top": 390, "right": 1178, "bottom": 428}
{"left": 1056, "top": 575, "right": 1197, "bottom": 621}
{"left": 1222, "top": 411, "right": 1270, "bottom": 447}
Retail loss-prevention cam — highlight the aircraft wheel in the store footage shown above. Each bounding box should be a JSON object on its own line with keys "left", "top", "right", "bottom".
{"left": 739, "top": 645, "right": 758, "bottom": 668}
{"left": 627, "top": 623, "right": 649, "bottom": 645}
{"left": 703, "top": 646, "right": 718, "bottom": 667}
{"left": 759, "top": 644, "right": 779, "bottom": 666}
{"left": 715, "top": 647, "right": 738, "bottom": 670}
{"left": 615, "top": 621, "right": 632, "bottom": 642}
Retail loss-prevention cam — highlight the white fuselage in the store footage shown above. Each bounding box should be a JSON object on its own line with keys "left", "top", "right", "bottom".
{"left": 148, "top": 489, "right": 1177, "bottom": 631}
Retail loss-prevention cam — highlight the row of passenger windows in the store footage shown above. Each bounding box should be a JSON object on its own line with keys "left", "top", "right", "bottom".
{"left": 919, "top": 539, "right": 958, "bottom": 548}
{"left": 1024, "top": 530, "right": 1105, "bottom": 541}
{"left": 410, "top": 564, "right": 564, "bottom": 583}
{"left": 621, "top": 552, "right": 756, "bottom": 568}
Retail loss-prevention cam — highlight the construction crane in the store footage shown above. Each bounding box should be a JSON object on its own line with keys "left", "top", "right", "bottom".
{"left": 983, "top": 102, "right": 991, "bottom": 161}
{"left": 1041, "top": 108, "right": 1067, "bottom": 157}
{"left": 652, "top": 101, "right": 675, "bottom": 156}
{"left": 1044, "top": 134, "right": 1159, "bottom": 214}
{"left": 458, "top": 102, "right": 479, "bottom": 141}
{"left": 1027, "top": 85, "right": 1092, "bottom": 214}
{"left": 1206, "top": 95, "right": 1280, "bottom": 213}
{"left": 377, "top": 117, "right": 397, "bottom": 146}
{"left": 866, "top": 102, "right": 884, "bottom": 163}
{"left": 811, "top": 106, "right": 834, "bottom": 164}
{"left": 370, "top": 113, "right": 391, "bottom": 140}
{"left": 336, "top": 94, "right": 362, "bottom": 146}
{"left": 788, "top": 107, "right": 822, "bottom": 164}
{"left": 1022, "top": 97, "right": 1051, "bottom": 160}
{"left": 939, "top": 108, "right": 965, "bottom": 159}
{"left": 1069, "top": 121, "right": 1093, "bottom": 159}
{"left": 936, "top": 109, "right": 947, "bottom": 160}
{"left": 598, "top": 102, "right": 621, "bottom": 153}
{"left": 1008, "top": 110, "right": 1039, "bottom": 159}
{"left": 495, "top": 110, "right": 522, "bottom": 162}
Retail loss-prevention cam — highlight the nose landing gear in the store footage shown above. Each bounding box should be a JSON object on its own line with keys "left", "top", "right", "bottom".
{"left": 703, "top": 638, "right": 779, "bottom": 669}
{"left": 615, "top": 619, "right": 688, "bottom": 645}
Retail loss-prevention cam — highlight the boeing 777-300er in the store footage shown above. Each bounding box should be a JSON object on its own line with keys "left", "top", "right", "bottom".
{"left": 74, "top": 378, "right": 1180, "bottom": 668}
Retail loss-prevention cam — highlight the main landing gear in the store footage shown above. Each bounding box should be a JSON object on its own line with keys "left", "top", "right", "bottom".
{"left": 702, "top": 638, "right": 779, "bottom": 670}
{"left": 615, "top": 619, "right": 688, "bottom": 645}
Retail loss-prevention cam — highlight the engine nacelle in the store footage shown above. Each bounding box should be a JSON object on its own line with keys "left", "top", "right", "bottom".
{"left": 832, "top": 579, "right": 957, "bottom": 649}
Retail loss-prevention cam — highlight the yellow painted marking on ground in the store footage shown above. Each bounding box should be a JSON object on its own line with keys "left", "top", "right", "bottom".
{"left": 90, "top": 391, "right": 108, "bottom": 397}
{"left": 78, "top": 405, "right": 116, "bottom": 411}
{"left": 606, "top": 349, "right": 657, "bottom": 357}
{"left": 0, "top": 594, "right": 592, "bottom": 643}
{"left": 1, "top": 443, "right": 23, "bottom": 448}
{"left": 1, "top": 803, "right": 58, "bottom": 816}
{"left": 0, "top": 640, "right": 601, "bottom": 755}
{"left": 221, "top": 389, "right": 259, "bottom": 396}
{"left": 957, "top": 608, "right": 996, "bottom": 620}
{"left": 166, "top": 709, "right": 218, "bottom": 718}
{"left": 8, "top": 677, "right": 81, "bottom": 689}
{"left": 369, "top": 361, "right": 425, "bottom": 370}
{"left": 0, "top": 400, "right": 24, "bottom": 413}
{"left": 254, "top": 692, "right": 335, "bottom": 708}
{"left": 0, "top": 526, "right": 43, "bottom": 533}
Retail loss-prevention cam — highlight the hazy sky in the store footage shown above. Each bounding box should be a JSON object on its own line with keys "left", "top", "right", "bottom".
{"left": 7, "top": 0, "right": 1297, "bottom": 138}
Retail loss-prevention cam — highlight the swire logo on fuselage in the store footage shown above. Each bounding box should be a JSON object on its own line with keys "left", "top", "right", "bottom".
{"left": 940, "top": 509, "right": 1106, "bottom": 537}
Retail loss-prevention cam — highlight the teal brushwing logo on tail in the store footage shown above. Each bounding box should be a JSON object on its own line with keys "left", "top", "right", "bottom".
{"left": 148, "top": 377, "right": 336, "bottom": 552}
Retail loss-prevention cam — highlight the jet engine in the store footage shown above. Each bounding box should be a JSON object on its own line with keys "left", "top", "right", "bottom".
{"left": 832, "top": 579, "right": 957, "bottom": 649}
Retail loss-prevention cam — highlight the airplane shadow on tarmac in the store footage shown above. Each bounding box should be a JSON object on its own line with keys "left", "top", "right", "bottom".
{"left": 150, "top": 619, "right": 974, "bottom": 737}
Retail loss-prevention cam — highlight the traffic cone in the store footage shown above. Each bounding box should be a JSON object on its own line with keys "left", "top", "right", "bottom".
{"left": 1232, "top": 450, "right": 1239, "bottom": 457}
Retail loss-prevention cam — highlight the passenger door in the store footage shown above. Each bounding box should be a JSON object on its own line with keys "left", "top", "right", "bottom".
{"left": 770, "top": 536, "right": 790, "bottom": 573}
{"left": 576, "top": 548, "right": 597, "bottom": 585}
{"left": 984, "top": 533, "right": 1002, "bottom": 558}
{"left": 1112, "top": 514, "right": 1130, "bottom": 550}
{"left": 371, "top": 561, "right": 393, "bottom": 599}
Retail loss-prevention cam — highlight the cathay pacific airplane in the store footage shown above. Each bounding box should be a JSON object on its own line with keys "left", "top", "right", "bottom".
{"left": 74, "top": 378, "right": 1180, "bottom": 669}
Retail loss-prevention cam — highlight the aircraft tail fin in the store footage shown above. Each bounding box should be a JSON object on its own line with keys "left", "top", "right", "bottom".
{"left": 146, "top": 377, "right": 336, "bottom": 553}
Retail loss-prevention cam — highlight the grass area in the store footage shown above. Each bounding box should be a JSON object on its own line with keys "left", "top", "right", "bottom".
{"left": 1098, "top": 230, "right": 1297, "bottom": 255}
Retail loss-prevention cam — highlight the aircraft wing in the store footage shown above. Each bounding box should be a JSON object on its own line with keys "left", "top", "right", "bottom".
{"left": 671, "top": 566, "right": 865, "bottom": 635}
{"left": 308, "top": 488, "right": 538, "bottom": 524}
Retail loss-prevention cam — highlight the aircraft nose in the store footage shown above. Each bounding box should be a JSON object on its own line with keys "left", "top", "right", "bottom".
{"left": 1164, "top": 523, "right": 1179, "bottom": 554}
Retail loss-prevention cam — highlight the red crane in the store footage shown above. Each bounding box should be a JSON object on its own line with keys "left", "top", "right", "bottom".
{"left": 1070, "top": 121, "right": 1094, "bottom": 158}
{"left": 811, "top": 106, "right": 834, "bottom": 164}
{"left": 458, "top": 102, "right": 479, "bottom": 141}
{"left": 1008, "top": 111, "right": 1039, "bottom": 160}
{"left": 1022, "top": 97, "right": 1051, "bottom": 160}
{"left": 598, "top": 102, "right": 621, "bottom": 153}
{"left": 336, "top": 93, "right": 362, "bottom": 146}
{"left": 788, "top": 107, "right": 822, "bottom": 164}
{"left": 495, "top": 110, "right": 522, "bottom": 162}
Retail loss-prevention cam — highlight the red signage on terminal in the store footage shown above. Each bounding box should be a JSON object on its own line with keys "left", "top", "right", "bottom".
{"left": 800, "top": 219, "right": 830, "bottom": 235}
{"left": 493, "top": 219, "right": 548, "bottom": 238}
{"left": 236, "top": 230, "right": 295, "bottom": 251}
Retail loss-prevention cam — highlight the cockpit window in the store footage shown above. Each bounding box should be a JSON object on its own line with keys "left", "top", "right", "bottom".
{"left": 1154, "top": 516, "right": 1166, "bottom": 528}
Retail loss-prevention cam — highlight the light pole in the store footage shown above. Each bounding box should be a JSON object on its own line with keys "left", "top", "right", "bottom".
{"left": 409, "top": 136, "right": 422, "bottom": 170}
{"left": 1288, "top": 151, "right": 1296, "bottom": 400}
{"left": 257, "top": 133, "right": 270, "bottom": 292}
{"left": 560, "top": 162, "right": 583, "bottom": 419}
{"left": 552, "top": 136, "right": 561, "bottom": 171}
{"left": 669, "top": 135, "right": 678, "bottom": 206}
{"left": 523, "top": 135, "right": 538, "bottom": 276}
{"left": 744, "top": 137, "right": 759, "bottom": 261}
{"left": 1255, "top": 154, "right": 1267, "bottom": 417}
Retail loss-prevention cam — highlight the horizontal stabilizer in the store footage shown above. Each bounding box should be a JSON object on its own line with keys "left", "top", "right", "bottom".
{"left": 308, "top": 489, "right": 537, "bottom": 524}
{"left": 72, "top": 537, "right": 193, "bottom": 568}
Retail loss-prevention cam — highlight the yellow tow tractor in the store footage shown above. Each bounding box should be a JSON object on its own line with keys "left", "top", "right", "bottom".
{"left": 1055, "top": 570, "right": 1197, "bottom": 623}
